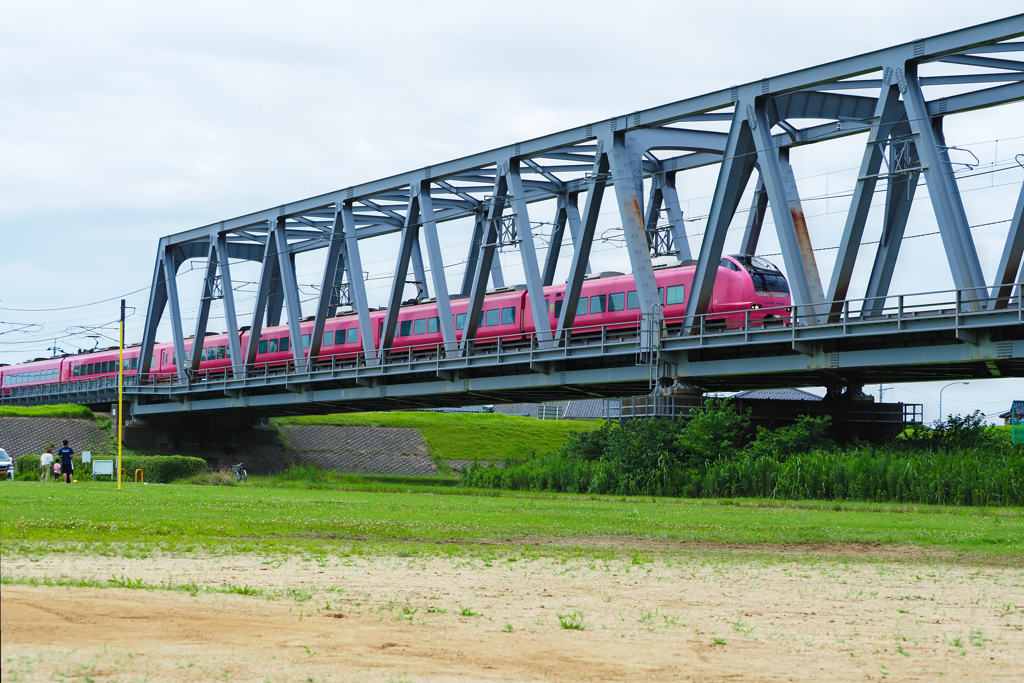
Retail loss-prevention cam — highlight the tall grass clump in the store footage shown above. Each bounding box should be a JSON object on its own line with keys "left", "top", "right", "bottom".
{"left": 460, "top": 402, "right": 1024, "bottom": 506}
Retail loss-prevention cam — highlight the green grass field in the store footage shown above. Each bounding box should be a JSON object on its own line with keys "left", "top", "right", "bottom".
{"left": 0, "top": 404, "right": 95, "bottom": 419}
{"left": 273, "top": 411, "right": 602, "bottom": 462}
{"left": 1, "top": 480, "right": 1021, "bottom": 558}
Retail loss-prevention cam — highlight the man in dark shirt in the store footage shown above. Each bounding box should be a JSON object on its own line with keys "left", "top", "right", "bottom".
{"left": 57, "top": 440, "right": 74, "bottom": 483}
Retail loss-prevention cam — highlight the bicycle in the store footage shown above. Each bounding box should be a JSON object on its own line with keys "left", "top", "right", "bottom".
{"left": 232, "top": 462, "right": 247, "bottom": 483}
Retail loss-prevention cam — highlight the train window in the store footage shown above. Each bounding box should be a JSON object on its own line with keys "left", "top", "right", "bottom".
{"left": 719, "top": 258, "right": 741, "bottom": 272}
{"left": 400, "top": 320, "right": 412, "bottom": 337}
{"left": 485, "top": 309, "right": 499, "bottom": 326}
{"left": 132, "top": 357, "right": 138, "bottom": 369}
{"left": 199, "top": 348, "right": 207, "bottom": 361}
{"left": 589, "top": 295, "right": 606, "bottom": 314}
{"left": 666, "top": 285, "right": 685, "bottom": 305}
{"left": 501, "top": 307, "right": 515, "bottom": 325}
{"left": 86, "top": 363, "right": 93, "bottom": 375}
{"left": 302, "top": 334, "right": 310, "bottom": 349}
{"left": 102, "top": 362, "right": 109, "bottom": 373}
{"left": 414, "top": 318, "right": 426, "bottom": 335}
{"left": 216, "top": 346, "right": 224, "bottom": 359}
{"left": 281, "top": 337, "right": 290, "bottom": 353}
{"left": 659, "top": 287, "right": 664, "bottom": 303}
{"left": 576, "top": 298, "right": 588, "bottom": 316}
{"left": 609, "top": 292, "right": 625, "bottom": 312}
{"left": 32, "top": 371, "right": 38, "bottom": 382}
{"left": 554, "top": 299, "right": 563, "bottom": 318}
{"left": 323, "top": 331, "right": 335, "bottom": 347}
{"left": 268, "top": 338, "right": 278, "bottom": 353}
{"left": 627, "top": 291, "right": 639, "bottom": 309}
{"left": 427, "top": 317, "right": 439, "bottom": 334}
{"left": 455, "top": 313, "right": 466, "bottom": 330}
{"left": 346, "top": 328, "right": 358, "bottom": 344}
{"left": 258, "top": 340, "right": 268, "bottom": 354}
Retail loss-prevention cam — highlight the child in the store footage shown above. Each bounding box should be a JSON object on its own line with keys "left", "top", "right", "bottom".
{"left": 53, "top": 460, "right": 61, "bottom": 481}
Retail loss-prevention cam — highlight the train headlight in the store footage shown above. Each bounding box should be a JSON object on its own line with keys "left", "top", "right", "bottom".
{"left": 751, "top": 304, "right": 761, "bottom": 309}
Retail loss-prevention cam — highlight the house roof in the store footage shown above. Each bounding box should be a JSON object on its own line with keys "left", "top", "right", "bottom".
{"left": 733, "top": 388, "right": 822, "bottom": 401}
{"left": 998, "top": 400, "right": 1024, "bottom": 420}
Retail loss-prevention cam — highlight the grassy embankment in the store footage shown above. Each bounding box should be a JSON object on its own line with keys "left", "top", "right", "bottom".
{"left": 273, "top": 411, "right": 603, "bottom": 463}
{"left": 0, "top": 405, "right": 96, "bottom": 419}
{"left": 1, "top": 481, "right": 1021, "bottom": 559}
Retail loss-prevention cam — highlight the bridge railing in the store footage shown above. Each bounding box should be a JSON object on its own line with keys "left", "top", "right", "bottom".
{"left": 1, "top": 281, "right": 1019, "bottom": 404}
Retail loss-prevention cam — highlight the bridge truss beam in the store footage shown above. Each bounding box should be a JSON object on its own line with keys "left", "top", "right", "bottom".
{"left": 125, "top": 16, "right": 1024, "bottom": 412}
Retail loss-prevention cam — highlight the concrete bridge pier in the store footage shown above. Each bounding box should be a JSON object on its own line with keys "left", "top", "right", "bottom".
{"left": 122, "top": 410, "right": 287, "bottom": 473}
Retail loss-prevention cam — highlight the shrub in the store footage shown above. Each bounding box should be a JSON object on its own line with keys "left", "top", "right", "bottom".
{"left": 120, "top": 456, "right": 208, "bottom": 483}
{"left": 16, "top": 454, "right": 207, "bottom": 483}
{"left": 460, "top": 407, "right": 1024, "bottom": 507}
{"left": 750, "top": 415, "right": 834, "bottom": 460}
{"left": 676, "top": 399, "right": 752, "bottom": 465}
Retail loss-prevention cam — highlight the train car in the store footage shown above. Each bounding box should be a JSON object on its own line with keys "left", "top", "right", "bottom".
{"left": 522, "top": 254, "right": 791, "bottom": 338}
{"left": 1, "top": 357, "right": 64, "bottom": 394}
{"left": 1, "top": 257, "right": 790, "bottom": 384}
{"left": 149, "top": 332, "right": 240, "bottom": 379}
{"left": 67, "top": 346, "right": 141, "bottom": 384}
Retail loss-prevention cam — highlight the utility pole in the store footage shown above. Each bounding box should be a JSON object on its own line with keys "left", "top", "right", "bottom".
{"left": 118, "top": 299, "right": 124, "bottom": 491}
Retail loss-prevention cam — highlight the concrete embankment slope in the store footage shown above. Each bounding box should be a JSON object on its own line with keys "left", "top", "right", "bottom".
{"left": 0, "top": 417, "right": 113, "bottom": 462}
{"left": 1, "top": 417, "right": 442, "bottom": 476}
{"left": 277, "top": 424, "right": 438, "bottom": 475}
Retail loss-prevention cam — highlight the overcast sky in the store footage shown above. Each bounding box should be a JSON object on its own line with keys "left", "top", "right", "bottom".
{"left": 1, "top": 1, "right": 1021, "bottom": 422}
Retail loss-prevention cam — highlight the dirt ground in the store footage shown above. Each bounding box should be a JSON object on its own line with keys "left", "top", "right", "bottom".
{"left": 2, "top": 546, "right": 1023, "bottom": 682}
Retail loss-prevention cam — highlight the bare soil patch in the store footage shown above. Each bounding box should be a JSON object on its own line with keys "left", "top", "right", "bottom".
{"left": 3, "top": 549, "right": 1023, "bottom": 682}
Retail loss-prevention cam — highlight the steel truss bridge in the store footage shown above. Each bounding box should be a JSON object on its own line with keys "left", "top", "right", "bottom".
{"left": 6, "top": 16, "right": 1024, "bottom": 416}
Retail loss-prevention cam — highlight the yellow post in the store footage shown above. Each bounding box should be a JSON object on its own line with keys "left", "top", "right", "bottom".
{"left": 118, "top": 299, "right": 124, "bottom": 491}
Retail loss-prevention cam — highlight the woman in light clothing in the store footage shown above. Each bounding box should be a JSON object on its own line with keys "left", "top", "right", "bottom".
{"left": 40, "top": 447, "right": 53, "bottom": 482}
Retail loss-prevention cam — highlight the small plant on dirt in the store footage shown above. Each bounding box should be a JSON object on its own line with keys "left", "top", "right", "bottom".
{"left": 558, "top": 611, "right": 585, "bottom": 630}
{"left": 396, "top": 606, "right": 417, "bottom": 622}
{"left": 730, "top": 619, "right": 755, "bottom": 636}
{"left": 969, "top": 629, "right": 986, "bottom": 648}
{"left": 302, "top": 645, "right": 316, "bottom": 657}
{"left": 502, "top": 623, "right": 514, "bottom": 633}
{"left": 948, "top": 636, "right": 963, "bottom": 648}
{"left": 713, "top": 637, "right": 727, "bottom": 646}
{"left": 459, "top": 606, "right": 478, "bottom": 617}
{"left": 425, "top": 606, "right": 447, "bottom": 614}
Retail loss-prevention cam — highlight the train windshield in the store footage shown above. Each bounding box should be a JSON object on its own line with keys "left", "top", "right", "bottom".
{"left": 730, "top": 255, "right": 789, "bottom": 296}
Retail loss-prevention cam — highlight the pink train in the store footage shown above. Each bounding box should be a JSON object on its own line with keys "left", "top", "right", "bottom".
{"left": 1, "top": 255, "right": 790, "bottom": 392}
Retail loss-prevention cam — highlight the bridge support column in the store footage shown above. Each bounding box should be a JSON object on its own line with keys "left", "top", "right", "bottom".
{"left": 123, "top": 414, "right": 287, "bottom": 474}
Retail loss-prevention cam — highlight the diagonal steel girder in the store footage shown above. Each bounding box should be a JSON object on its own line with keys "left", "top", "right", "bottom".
{"left": 826, "top": 77, "right": 909, "bottom": 321}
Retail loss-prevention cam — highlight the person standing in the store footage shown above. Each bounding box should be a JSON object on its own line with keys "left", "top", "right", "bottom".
{"left": 57, "top": 440, "right": 74, "bottom": 484}
{"left": 40, "top": 447, "right": 53, "bottom": 482}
